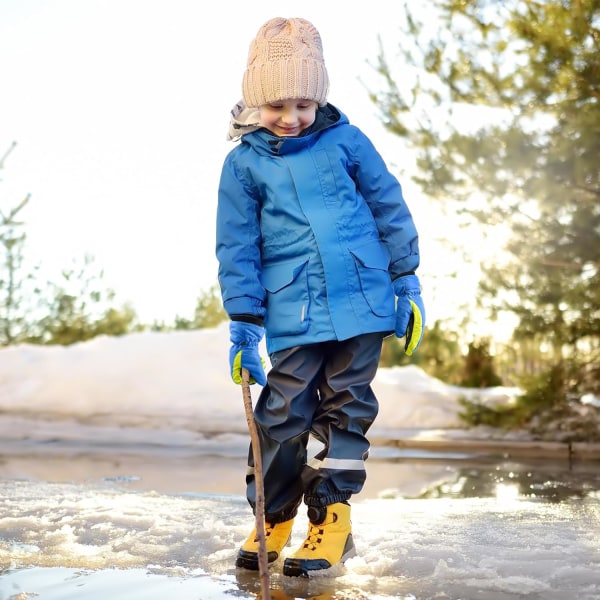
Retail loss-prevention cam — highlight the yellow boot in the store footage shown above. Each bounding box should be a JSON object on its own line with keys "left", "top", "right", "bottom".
{"left": 236, "top": 518, "right": 294, "bottom": 570}
{"left": 283, "top": 503, "right": 355, "bottom": 577}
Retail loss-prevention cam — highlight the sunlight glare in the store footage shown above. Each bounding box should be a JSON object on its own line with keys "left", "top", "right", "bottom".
{"left": 495, "top": 482, "right": 520, "bottom": 504}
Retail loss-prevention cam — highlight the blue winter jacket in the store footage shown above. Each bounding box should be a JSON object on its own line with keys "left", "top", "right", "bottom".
{"left": 216, "top": 104, "right": 420, "bottom": 355}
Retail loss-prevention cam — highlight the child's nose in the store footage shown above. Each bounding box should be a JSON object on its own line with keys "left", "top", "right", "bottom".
{"left": 281, "top": 108, "right": 298, "bottom": 123}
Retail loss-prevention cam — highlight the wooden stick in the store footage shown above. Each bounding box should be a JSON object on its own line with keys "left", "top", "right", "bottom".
{"left": 241, "top": 368, "right": 270, "bottom": 599}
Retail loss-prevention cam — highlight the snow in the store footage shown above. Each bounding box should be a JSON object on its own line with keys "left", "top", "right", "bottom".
{"left": 2, "top": 482, "right": 599, "bottom": 599}
{"left": 0, "top": 322, "right": 520, "bottom": 434}
{"left": 1, "top": 325, "right": 599, "bottom": 599}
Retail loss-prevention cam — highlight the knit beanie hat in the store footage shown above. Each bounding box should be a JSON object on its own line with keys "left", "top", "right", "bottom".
{"left": 242, "top": 17, "right": 329, "bottom": 108}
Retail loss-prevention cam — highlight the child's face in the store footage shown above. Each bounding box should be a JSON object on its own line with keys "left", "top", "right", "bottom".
{"left": 259, "top": 99, "right": 318, "bottom": 137}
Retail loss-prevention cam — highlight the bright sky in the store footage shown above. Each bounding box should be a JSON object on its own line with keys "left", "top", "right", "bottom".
{"left": 1, "top": 0, "right": 484, "bottom": 327}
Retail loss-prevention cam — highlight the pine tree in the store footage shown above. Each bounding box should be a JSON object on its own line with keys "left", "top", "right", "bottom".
{"left": 371, "top": 0, "right": 600, "bottom": 403}
{"left": 0, "top": 142, "right": 36, "bottom": 345}
{"left": 31, "top": 255, "right": 138, "bottom": 345}
{"left": 171, "top": 283, "right": 227, "bottom": 330}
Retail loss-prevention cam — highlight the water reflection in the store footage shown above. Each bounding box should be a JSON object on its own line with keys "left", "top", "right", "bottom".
{"left": 369, "top": 454, "right": 600, "bottom": 502}
{"left": 420, "top": 461, "right": 600, "bottom": 502}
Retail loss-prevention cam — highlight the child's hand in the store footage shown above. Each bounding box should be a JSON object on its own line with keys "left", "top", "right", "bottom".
{"left": 393, "top": 274, "right": 425, "bottom": 355}
{"left": 229, "top": 321, "right": 267, "bottom": 386}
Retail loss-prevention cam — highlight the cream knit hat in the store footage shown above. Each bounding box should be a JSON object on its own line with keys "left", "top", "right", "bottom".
{"left": 242, "top": 17, "right": 329, "bottom": 108}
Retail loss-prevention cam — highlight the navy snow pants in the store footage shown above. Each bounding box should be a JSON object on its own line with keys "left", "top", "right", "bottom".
{"left": 245, "top": 332, "right": 384, "bottom": 523}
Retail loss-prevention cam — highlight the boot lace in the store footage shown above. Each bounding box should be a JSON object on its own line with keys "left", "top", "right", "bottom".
{"left": 302, "top": 512, "right": 338, "bottom": 551}
{"left": 303, "top": 523, "right": 324, "bottom": 551}
{"left": 256, "top": 522, "right": 275, "bottom": 542}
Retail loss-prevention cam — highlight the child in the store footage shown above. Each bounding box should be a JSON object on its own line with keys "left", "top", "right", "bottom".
{"left": 216, "top": 17, "right": 425, "bottom": 577}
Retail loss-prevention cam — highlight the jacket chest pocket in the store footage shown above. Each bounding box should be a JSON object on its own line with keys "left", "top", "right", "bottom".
{"left": 262, "top": 259, "right": 310, "bottom": 337}
{"left": 313, "top": 148, "right": 339, "bottom": 208}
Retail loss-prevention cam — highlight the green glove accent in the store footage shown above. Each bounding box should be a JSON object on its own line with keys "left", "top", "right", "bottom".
{"left": 404, "top": 299, "right": 424, "bottom": 356}
{"left": 393, "top": 274, "right": 426, "bottom": 355}
{"left": 231, "top": 350, "right": 266, "bottom": 385}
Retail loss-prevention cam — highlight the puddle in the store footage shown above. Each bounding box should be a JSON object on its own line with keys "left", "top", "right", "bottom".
{"left": 366, "top": 451, "right": 600, "bottom": 502}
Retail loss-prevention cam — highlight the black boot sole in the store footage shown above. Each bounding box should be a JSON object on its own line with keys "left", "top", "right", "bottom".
{"left": 282, "top": 534, "right": 356, "bottom": 577}
{"left": 236, "top": 549, "right": 279, "bottom": 570}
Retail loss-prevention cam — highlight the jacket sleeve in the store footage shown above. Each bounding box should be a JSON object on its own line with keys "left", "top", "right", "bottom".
{"left": 350, "top": 127, "right": 420, "bottom": 279}
{"left": 216, "top": 152, "right": 266, "bottom": 320}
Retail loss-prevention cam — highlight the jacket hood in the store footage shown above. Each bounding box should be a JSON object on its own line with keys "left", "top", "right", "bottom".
{"left": 226, "top": 100, "right": 261, "bottom": 141}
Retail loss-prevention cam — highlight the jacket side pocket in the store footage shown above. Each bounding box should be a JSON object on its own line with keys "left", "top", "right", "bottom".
{"left": 262, "top": 259, "right": 310, "bottom": 337}
{"left": 350, "top": 241, "right": 395, "bottom": 317}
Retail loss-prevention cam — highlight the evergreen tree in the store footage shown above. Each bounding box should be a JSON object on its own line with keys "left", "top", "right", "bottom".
{"left": 0, "top": 142, "right": 37, "bottom": 345}
{"left": 31, "top": 255, "right": 138, "bottom": 345}
{"left": 459, "top": 339, "right": 502, "bottom": 388}
{"left": 172, "top": 283, "right": 227, "bottom": 330}
{"left": 1, "top": 145, "right": 139, "bottom": 345}
{"left": 191, "top": 283, "right": 227, "bottom": 328}
{"left": 371, "top": 0, "right": 600, "bottom": 402}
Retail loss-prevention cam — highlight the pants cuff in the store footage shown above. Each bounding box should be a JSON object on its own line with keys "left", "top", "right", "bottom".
{"left": 304, "top": 492, "right": 351, "bottom": 507}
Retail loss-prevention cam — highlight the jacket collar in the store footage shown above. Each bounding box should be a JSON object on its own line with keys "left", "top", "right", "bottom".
{"left": 242, "top": 104, "right": 345, "bottom": 156}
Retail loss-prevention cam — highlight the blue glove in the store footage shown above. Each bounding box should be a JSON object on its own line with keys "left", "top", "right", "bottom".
{"left": 393, "top": 274, "right": 425, "bottom": 356}
{"left": 229, "top": 321, "right": 267, "bottom": 386}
